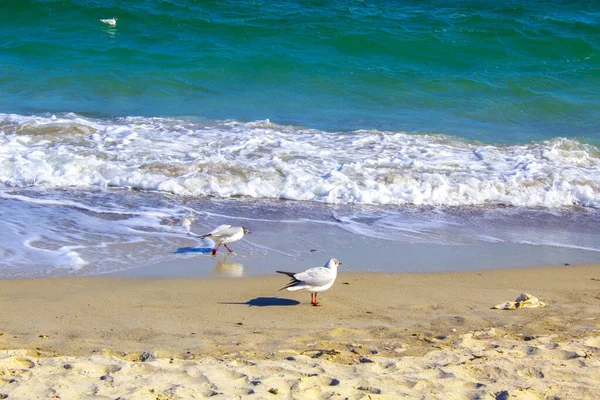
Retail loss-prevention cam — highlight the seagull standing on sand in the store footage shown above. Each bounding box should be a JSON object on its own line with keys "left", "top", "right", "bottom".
{"left": 200, "top": 225, "right": 251, "bottom": 255}
{"left": 277, "top": 258, "right": 342, "bottom": 306}
{"left": 100, "top": 18, "right": 117, "bottom": 26}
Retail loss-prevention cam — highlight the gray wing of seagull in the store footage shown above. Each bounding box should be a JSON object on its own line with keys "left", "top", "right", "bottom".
{"left": 201, "top": 224, "right": 232, "bottom": 238}
{"left": 296, "top": 267, "right": 335, "bottom": 286}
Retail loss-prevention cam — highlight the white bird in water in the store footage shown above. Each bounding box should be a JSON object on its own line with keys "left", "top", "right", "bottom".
{"left": 100, "top": 18, "right": 117, "bottom": 26}
{"left": 277, "top": 258, "right": 342, "bottom": 306}
{"left": 200, "top": 225, "right": 251, "bottom": 255}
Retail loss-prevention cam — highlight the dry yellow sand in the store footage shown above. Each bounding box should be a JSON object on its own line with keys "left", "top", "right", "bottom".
{"left": 1, "top": 265, "right": 599, "bottom": 399}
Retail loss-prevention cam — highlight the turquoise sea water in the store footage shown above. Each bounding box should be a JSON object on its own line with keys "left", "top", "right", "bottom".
{"left": 1, "top": 0, "right": 599, "bottom": 277}
{"left": 1, "top": 0, "right": 599, "bottom": 143}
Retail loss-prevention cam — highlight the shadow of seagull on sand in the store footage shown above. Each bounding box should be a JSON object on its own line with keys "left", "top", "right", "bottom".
{"left": 219, "top": 297, "right": 300, "bottom": 307}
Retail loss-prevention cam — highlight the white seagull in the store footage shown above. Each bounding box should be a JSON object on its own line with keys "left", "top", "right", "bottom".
{"left": 200, "top": 225, "right": 251, "bottom": 255}
{"left": 100, "top": 18, "right": 117, "bottom": 26}
{"left": 277, "top": 258, "right": 342, "bottom": 306}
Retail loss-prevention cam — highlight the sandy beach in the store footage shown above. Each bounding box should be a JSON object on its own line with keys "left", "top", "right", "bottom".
{"left": 1, "top": 264, "right": 599, "bottom": 399}
{"left": 2, "top": 0, "right": 600, "bottom": 398}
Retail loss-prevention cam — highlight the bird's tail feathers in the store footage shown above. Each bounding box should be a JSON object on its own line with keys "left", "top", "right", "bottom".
{"left": 276, "top": 271, "right": 296, "bottom": 278}
{"left": 276, "top": 271, "right": 301, "bottom": 291}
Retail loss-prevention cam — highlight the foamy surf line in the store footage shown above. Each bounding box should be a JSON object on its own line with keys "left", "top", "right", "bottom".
{"left": 1, "top": 188, "right": 599, "bottom": 279}
{"left": 0, "top": 189, "right": 200, "bottom": 278}
{"left": 1, "top": 112, "right": 599, "bottom": 208}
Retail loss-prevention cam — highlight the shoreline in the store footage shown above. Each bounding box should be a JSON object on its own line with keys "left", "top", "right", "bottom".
{"left": 3, "top": 193, "right": 600, "bottom": 279}
{"left": 1, "top": 265, "right": 599, "bottom": 398}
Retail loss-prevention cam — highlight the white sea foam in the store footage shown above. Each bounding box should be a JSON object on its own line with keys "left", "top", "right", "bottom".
{"left": 1, "top": 113, "right": 599, "bottom": 208}
{"left": 0, "top": 190, "right": 199, "bottom": 278}
{"left": 0, "top": 0, "right": 596, "bottom": 280}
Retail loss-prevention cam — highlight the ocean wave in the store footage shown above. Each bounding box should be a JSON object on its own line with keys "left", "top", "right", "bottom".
{"left": 1, "top": 113, "right": 599, "bottom": 208}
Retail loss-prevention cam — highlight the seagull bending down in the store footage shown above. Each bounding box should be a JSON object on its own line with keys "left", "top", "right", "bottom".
{"left": 277, "top": 258, "right": 342, "bottom": 306}
{"left": 100, "top": 18, "right": 117, "bottom": 26}
{"left": 200, "top": 225, "right": 251, "bottom": 255}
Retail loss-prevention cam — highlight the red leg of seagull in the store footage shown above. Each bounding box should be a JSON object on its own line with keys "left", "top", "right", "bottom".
{"left": 311, "top": 293, "right": 320, "bottom": 306}
{"left": 212, "top": 243, "right": 222, "bottom": 255}
{"left": 224, "top": 244, "right": 233, "bottom": 252}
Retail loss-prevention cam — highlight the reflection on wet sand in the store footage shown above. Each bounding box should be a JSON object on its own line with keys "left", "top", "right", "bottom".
{"left": 214, "top": 254, "right": 244, "bottom": 277}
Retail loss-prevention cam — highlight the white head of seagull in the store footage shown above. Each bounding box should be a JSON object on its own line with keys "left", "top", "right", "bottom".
{"left": 100, "top": 18, "right": 117, "bottom": 26}
{"left": 200, "top": 225, "right": 251, "bottom": 255}
{"left": 277, "top": 258, "right": 342, "bottom": 306}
